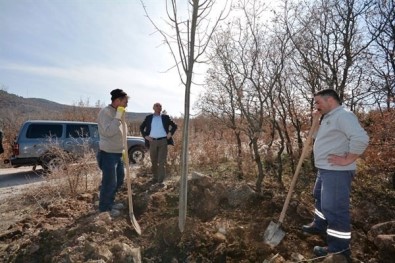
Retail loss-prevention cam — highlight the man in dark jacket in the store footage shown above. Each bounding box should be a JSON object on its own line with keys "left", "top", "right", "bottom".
{"left": 140, "top": 102, "right": 177, "bottom": 184}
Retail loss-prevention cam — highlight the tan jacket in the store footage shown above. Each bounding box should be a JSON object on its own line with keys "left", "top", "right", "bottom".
{"left": 97, "top": 105, "right": 123, "bottom": 153}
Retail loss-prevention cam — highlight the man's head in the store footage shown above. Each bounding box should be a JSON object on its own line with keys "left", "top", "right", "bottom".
{"left": 110, "top": 89, "right": 129, "bottom": 108}
{"left": 153, "top": 102, "right": 162, "bottom": 115}
{"left": 314, "top": 89, "right": 341, "bottom": 114}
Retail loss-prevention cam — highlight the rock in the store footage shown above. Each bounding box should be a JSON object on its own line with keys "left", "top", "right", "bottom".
{"left": 187, "top": 172, "right": 227, "bottom": 221}
{"left": 111, "top": 242, "right": 141, "bottom": 263}
{"left": 191, "top": 171, "right": 210, "bottom": 181}
{"left": 321, "top": 254, "right": 350, "bottom": 263}
{"left": 213, "top": 232, "right": 227, "bottom": 243}
{"left": 130, "top": 247, "right": 142, "bottom": 263}
{"left": 97, "top": 246, "right": 113, "bottom": 262}
{"left": 367, "top": 221, "right": 395, "bottom": 262}
{"left": 77, "top": 193, "right": 93, "bottom": 202}
{"left": 84, "top": 242, "right": 97, "bottom": 258}
{"left": 227, "top": 184, "right": 255, "bottom": 207}
{"left": 296, "top": 203, "right": 314, "bottom": 220}
{"left": 374, "top": 234, "right": 395, "bottom": 249}
{"left": 367, "top": 221, "right": 395, "bottom": 241}
{"left": 95, "top": 212, "right": 112, "bottom": 224}
{"left": 290, "top": 252, "right": 305, "bottom": 261}
{"left": 0, "top": 226, "right": 23, "bottom": 240}
{"left": 156, "top": 218, "right": 182, "bottom": 247}
{"left": 374, "top": 234, "right": 395, "bottom": 261}
{"left": 150, "top": 192, "right": 166, "bottom": 207}
{"left": 134, "top": 192, "right": 150, "bottom": 214}
{"left": 0, "top": 244, "right": 9, "bottom": 254}
{"left": 352, "top": 201, "right": 383, "bottom": 231}
{"left": 263, "top": 253, "right": 285, "bottom": 263}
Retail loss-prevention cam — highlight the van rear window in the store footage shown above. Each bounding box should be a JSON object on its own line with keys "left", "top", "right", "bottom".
{"left": 26, "top": 124, "right": 63, "bottom": 138}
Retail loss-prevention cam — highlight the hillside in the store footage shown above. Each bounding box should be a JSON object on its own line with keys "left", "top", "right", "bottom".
{"left": 0, "top": 90, "right": 149, "bottom": 124}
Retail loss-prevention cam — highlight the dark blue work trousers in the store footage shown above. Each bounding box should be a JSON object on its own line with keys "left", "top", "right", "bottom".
{"left": 313, "top": 169, "right": 355, "bottom": 254}
{"left": 97, "top": 150, "right": 125, "bottom": 212}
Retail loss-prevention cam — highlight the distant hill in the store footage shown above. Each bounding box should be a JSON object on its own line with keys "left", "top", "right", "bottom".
{"left": 0, "top": 90, "right": 150, "bottom": 125}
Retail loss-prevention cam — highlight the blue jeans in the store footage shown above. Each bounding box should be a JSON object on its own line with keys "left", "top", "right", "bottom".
{"left": 313, "top": 169, "right": 354, "bottom": 254}
{"left": 97, "top": 150, "right": 125, "bottom": 212}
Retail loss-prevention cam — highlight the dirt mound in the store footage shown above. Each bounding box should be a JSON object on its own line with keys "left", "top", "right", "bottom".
{"left": 0, "top": 171, "right": 393, "bottom": 262}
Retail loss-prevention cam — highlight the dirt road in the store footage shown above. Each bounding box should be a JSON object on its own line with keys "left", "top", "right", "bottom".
{"left": 0, "top": 166, "right": 45, "bottom": 200}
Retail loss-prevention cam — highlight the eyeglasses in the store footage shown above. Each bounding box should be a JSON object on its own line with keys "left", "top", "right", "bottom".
{"left": 155, "top": 104, "right": 162, "bottom": 108}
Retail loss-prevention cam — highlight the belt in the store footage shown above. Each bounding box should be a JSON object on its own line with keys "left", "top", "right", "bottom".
{"left": 152, "top": 137, "right": 167, "bottom": 140}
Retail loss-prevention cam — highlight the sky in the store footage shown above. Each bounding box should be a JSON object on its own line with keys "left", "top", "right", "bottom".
{"left": 0, "top": 0, "right": 202, "bottom": 116}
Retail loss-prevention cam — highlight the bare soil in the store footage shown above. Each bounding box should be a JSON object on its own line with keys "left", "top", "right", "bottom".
{"left": 0, "top": 168, "right": 393, "bottom": 263}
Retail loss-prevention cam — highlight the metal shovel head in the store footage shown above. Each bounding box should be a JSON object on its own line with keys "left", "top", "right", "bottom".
{"left": 263, "top": 221, "right": 286, "bottom": 246}
{"left": 130, "top": 213, "right": 142, "bottom": 235}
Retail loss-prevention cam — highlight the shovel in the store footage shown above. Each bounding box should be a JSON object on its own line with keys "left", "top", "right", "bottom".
{"left": 263, "top": 115, "right": 320, "bottom": 246}
{"left": 121, "top": 113, "right": 142, "bottom": 235}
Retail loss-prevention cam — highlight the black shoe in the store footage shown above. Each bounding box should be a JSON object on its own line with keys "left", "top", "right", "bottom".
{"left": 302, "top": 222, "right": 326, "bottom": 235}
{"left": 314, "top": 246, "right": 352, "bottom": 262}
{"left": 313, "top": 246, "right": 328, "bottom": 257}
{"left": 149, "top": 179, "right": 158, "bottom": 184}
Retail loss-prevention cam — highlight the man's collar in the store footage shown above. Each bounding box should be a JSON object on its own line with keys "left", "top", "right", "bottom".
{"left": 326, "top": 105, "right": 343, "bottom": 116}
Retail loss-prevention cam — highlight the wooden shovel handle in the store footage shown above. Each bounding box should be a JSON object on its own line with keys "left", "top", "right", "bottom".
{"left": 121, "top": 114, "right": 142, "bottom": 235}
{"left": 278, "top": 115, "right": 320, "bottom": 223}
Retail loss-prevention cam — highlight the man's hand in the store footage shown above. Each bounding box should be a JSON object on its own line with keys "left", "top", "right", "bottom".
{"left": 167, "top": 132, "right": 172, "bottom": 139}
{"left": 312, "top": 110, "right": 322, "bottom": 119}
{"left": 122, "top": 150, "right": 127, "bottom": 162}
{"left": 328, "top": 153, "right": 359, "bottom": 166}
{"left": 115, "top": 106, "right": 125, "bottom": 119}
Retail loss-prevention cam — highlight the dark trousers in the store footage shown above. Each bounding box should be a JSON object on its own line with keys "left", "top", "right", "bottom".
{"left": 313, "top": 169, "right": 354, "bottom": 254}
{"left": 149, "top": 138, "right": 168, "bottom": 183}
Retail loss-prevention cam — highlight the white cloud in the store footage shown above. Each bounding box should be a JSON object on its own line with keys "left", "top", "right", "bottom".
{"left": 0, "top": 0, "right": 216, "bottom": 116}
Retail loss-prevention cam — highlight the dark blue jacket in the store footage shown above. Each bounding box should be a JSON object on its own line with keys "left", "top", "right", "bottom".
{"left": 140, "top": 114, "right": 178, "bottom": 147}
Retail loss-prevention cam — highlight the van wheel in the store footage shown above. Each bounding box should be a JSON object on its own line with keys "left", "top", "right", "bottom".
{"left": 41, "top": 155, "right": 65, "bottom": 173}
{"left": 129, "top": 147, "right": 145, "bottom": 164}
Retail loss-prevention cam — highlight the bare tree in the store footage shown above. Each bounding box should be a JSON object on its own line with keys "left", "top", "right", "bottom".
{"left": 283, "top": 0, "right": 376, "bottom": 110}
{"left": 140, "top": 0, "right": 229, "bottom": 232}
{"left": 201, "top": 0, "right": 293, "bottom": 192}
{"left": 195, "top": 26, "right": 254, "bottom": 179}
{"left": 367, "top": 0, "right": 395, "bottom": 111}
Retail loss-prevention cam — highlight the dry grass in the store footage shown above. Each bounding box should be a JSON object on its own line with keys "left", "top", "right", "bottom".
{"left": 4, "top": 110, "right": 394, "bottom": 208}
{"left": 23, "top": 143, "right": 101, "bottom": 209}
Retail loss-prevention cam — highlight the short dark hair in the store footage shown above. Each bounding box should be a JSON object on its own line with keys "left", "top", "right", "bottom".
{"left": 110, "top": 89, "right": 128, "bottom": 101}
{"left": 314, "top": 89, "right": 341, "bottom": 104}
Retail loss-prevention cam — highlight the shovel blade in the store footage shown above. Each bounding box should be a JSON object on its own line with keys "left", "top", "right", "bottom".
{"left": 130, "top": 213, "right": 142, "bottom": 235}
{"left": 263, "top": 221, "right": 286, "bottom": 246}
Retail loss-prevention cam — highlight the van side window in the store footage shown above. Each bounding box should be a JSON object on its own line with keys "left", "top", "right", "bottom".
{"left": 26, "top": 124, "right": 63, "bottom": 138}
{"left": 66, "top": 124, "right": 90, "bottom": 138}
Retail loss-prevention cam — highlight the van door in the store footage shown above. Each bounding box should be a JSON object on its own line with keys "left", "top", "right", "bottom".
{"left": 23, "top": 123, "right": 63, "bottom": 158}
